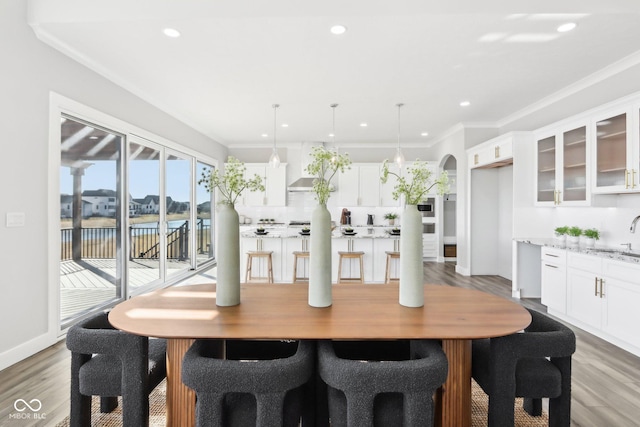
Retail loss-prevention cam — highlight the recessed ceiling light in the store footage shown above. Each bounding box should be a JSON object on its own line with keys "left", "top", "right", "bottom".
{"left": 557, "top": 22, "right": 577, "bottom": 33}
{"left": 360, "top": 123, "right": 368, "bottom": 127}
{"left": 421, "top": 132, "right": 429, "bottom": 137}
{"left": 460, "top": 101, "right": 471, "bottom": 107}
{"left": 261, "top": 133, "right": 268, "bottom": 138}
{"left": 329, "top": 133, "right": 335, "bottom": 138}
{"left": 163, "top": 28, "right": 181, "bottom": 38}
{"left": 330, "top": 25, "right": 347, "bottom": 35}
{"left": 281, "top": 124, "right": 289, "bottom": 128}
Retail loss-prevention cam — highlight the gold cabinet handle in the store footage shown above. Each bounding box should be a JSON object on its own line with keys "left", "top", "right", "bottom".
{"left": 495, "top": 146, "right": 500, "bottom": 159}
{"left": 474, "top": 154, "right": 479, "bottom": 165}
{"left": 625, "top": 170, "right": 630, "bottom": 189}
{"left": 594, "top": 277, "right": 599, "bottom": 296}
{"left": 600, "top": 278, "right": 605, "bottom": 298}
{"left": 633, "top": 170, "right": 637, "bottom": 189}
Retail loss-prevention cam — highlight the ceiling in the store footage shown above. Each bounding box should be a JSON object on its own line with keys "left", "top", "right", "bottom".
{"left": 28, "top": 0, "right": 640, "bottom": 149}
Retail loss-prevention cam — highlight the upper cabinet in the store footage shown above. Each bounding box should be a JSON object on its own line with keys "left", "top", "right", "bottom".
{"left": 380, "top": 163, "right": 401, "bottom": 207}
{"left": 592, "top": 107, "right": 639, "bottom": 193}
{"left": 469, "top": 135, "right": 514, "bottom": 169}
{"left": 338, "top": 164, "right": 382, "bottom": 207}
{"left": 237, "top": 163, "right": 287, "bottom": 207}
{"left": 535, "top": 122, "right": 590, "bottom": 206}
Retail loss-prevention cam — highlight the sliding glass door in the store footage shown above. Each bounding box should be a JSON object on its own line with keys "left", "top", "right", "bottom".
{"left": 165, "top": 149, "right": 193, "bottom": 280}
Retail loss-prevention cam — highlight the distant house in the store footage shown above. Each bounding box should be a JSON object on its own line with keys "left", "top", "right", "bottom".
{"left": 60, "top": 194, "right": 93, "bottom": 218}
{"left": 82, "top": 189, "right": 117, "bottom": 217}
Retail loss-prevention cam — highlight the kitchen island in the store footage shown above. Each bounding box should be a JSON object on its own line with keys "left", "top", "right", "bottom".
{"left": 240, "top": 225, "right": 401, "bottom": 283}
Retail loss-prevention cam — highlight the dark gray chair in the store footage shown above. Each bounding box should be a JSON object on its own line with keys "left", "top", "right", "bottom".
{"left": 66, "top": 311, "right": 167, "bottom": 427}
{"left": 182, "top": 339, "right": 315, "bottom": 427}
{"left": 317, "top": 339, "right": 448, "bottom": 427}
{"left": 472, "top": 308, "right": 576, "bottom": 427}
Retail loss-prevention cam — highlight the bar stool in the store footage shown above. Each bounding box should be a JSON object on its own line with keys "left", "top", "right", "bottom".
{"left": 385, "top": 251, "right": 400, "bottom": 284}
{"left": 245, "top": 251, "right": 274, "bottom": 283}
{"left": 337, "top": 251, "right": 365, "bottom": 283}
{"left": 292, "top": 251, "right": 310, "bottom": 283}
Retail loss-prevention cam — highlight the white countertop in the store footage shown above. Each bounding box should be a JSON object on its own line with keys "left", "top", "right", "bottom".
{"left": 241, "top": 225, "right": 401, "bottom": 239}
{"left": 514, "top": 237, "right": 640, "bottom": 264}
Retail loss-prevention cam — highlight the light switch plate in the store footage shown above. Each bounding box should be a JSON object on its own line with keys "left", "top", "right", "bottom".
{"left": 6, "top": 212, "right": 25, "bottom": 227}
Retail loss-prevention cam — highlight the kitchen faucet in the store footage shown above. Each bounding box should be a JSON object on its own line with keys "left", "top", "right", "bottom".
{"left": 631, "top": 214, "right": 640, "bottom": 233}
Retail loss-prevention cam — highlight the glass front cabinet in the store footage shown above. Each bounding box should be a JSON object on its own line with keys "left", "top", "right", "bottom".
{"left": 592, "top": 107, "right": 639, "bottom": 193}
{"left": 536, "top": 123, "right": 590, "bottom": 206}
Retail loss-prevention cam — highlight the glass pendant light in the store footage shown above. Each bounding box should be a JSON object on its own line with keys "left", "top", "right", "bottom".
{"left": 394, "top": 103, "right": 406, "bottom": 169}
{"left": 269, "top": 104, "right": 281, "bottom": 168}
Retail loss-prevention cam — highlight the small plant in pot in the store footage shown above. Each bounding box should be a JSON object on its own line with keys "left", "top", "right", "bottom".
{"left": 582, "top": 228, "right": 599, "bottom": 248}
{"left": 554, "top": 226, "right": 569, "bottom": 244}
{"left": 567, "top": 226, "right": 582, "bottom": 247}
{"left": 384, "top": 212, "right": 398, "bottom": 226}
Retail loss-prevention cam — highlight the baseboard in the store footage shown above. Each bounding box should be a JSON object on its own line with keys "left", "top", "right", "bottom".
{"left": 0, "top": 332, "right": 57, "bottom": 371}
{"left": 455, "top": 265, "right": 470, "bottom": 276}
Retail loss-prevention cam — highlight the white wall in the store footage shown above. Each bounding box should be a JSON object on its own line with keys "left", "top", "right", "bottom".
{"left": 0, "top": 1, "right": 227, "bottom": 370}
{"left": 497, "top": 165, "right": 513, "bottom": 280}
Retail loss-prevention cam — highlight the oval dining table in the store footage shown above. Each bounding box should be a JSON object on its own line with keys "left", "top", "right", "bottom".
{"left": 109, "top": 282, "right": 531, "bottom": 427}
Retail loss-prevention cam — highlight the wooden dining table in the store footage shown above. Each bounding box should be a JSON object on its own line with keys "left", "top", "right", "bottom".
{"left": 109, "top": 282, "right": 530, "bottom": 427}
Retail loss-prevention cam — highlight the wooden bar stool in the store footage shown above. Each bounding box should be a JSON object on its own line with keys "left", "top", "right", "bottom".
{"left": 292, "top": 251, "right": 310, "bottom": 283}
{"left": 245, "top": 251, "right": 274, "bottom": 283}
{"left": 337, "top": 251, "right": 365, "bottom": 283}
{"left": 385, "top": 251, "right": 400, "bottom": 284}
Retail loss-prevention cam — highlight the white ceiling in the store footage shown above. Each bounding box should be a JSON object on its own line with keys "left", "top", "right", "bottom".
{"left": 28, "top": 0, "right": 640, "bottom": 148}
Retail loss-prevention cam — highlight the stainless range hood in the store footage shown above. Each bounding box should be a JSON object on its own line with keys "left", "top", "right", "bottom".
{"left": 287, "top": 177, "right": 316, "bottom": 192}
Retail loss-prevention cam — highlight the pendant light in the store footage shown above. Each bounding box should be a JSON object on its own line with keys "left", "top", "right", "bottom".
{"left": 393, "top": 103, "right": 406, "bottom": 169}
{"left": 269, "top": 104, "right": 281, "bottom": 168}
{"left": 330, "top": 103, "right": 338, "bottom": 162}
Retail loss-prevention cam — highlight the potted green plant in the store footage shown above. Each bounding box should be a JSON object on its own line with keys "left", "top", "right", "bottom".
{"left": 198, "top": 157, "right": 264, "bottom": 306}
{"left": 384, "top": 212, "right": 398, "bottom": 226}
{"left": 305, "top": 146, "right": 352, "bottom": 307}
{"left": 380, "top": 159, "right": 449, "bottom": 307}
{"left": 567, "top": 226, "right": 582, "bottom": 247}
{"left": 554, "top": 226, "right": 569, "bottom": 244}
{"left": 582, "top": 228, "right": 599, "bottom": 248}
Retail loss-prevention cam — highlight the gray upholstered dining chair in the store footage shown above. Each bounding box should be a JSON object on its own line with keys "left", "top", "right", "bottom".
{"left": 317, "top": 339, "right": 448, "bottom": 427}
{"left": 472, "top": 308, "right": 576, "bottom": 427}
{"left": 66, "top": 311, "right": 167, "bottom": 427}
{"left": 181, "top": 339, "right": 316, "bottom": 427}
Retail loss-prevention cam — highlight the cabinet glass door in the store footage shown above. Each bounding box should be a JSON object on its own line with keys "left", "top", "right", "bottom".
{"left": 595, "top": 113, "right": 627, "bottom": 188}
{"left": 562, "top": 126, "right": 587, "bottom": 202}
{"left": 537, "top": 136, "right": 556, "bottom": 203}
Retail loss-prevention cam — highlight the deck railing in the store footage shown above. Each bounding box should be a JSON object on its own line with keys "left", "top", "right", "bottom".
{"left": 61, "top": 219, "right": 211, "bottom": 261}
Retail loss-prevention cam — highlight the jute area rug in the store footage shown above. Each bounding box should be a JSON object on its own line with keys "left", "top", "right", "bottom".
{"left": 56, "top": 380, "right": 549, "bottom": 426}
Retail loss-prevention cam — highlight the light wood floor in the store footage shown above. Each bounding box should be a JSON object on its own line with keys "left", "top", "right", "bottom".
{"left": 1, "top": 262, "right": 639, "bottom": 426}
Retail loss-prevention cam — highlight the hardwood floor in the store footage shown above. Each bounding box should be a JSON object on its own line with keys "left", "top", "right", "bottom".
{"left": 1, "top": 262, "right": 639, "bottom": 426}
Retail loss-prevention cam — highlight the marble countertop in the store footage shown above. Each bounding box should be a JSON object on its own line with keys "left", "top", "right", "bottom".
{"left": 241, "top": 225, "right": 401, "bottom": 239}
{"left": 514, "top": 237, "right": 640, "bottom": 264}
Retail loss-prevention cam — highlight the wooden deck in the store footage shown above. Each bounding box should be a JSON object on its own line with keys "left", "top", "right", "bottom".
{"left": 60, "top": 258, "right": 195, "bottom": 322}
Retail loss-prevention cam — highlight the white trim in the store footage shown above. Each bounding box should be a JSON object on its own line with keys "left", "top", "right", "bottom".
{"left": 0, "top": 332, "right": 59, "bottom": 372}
{"left": 455, "top": 264, "right": 470, "bottom": 276}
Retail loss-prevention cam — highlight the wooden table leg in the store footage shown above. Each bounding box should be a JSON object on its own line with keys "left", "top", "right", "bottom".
{"left": 166, "top": 338, "right": 196, "bottom": 427}
{"left": 438, "top": 339, "right": 472, "bottom": 427}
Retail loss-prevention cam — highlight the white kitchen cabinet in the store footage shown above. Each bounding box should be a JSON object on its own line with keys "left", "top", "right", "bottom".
{"left": 338, "top": 164, "right": 381, "bottom": 207}
{"left": 540, "top": 247, "right": 567, "bottom": 314}
{"left": 240, "top": 237, "right": 283, "bottom": 282}
{"left": 331, "top": 237, "right": 374, "bottom": 282}
{"left": 591, "top": 107, "right": 639, "bottom": 193}
{"left": 567, "top": 253, "right": 603, "bottom": 329}
{"left": 469, "top": 134, "right": 514, "bottom": 169}
{"left": 236, "top": 163, "right": 287, "bottom": 207}
{"left": 422, "top": 234, "right": 437, "bottom": 258}
{"left": 601, "top": 259, "right": 640, "bottom": 349}
{"left": 535, "top": 122, "right": 590, "bottom": 206}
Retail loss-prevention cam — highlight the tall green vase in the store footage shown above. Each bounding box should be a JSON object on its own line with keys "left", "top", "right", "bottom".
{"left": 309, "top": 203, "right": 332, "bottom": 307}
{"left": 216, "top": 202, "right": 240, "bottom": 306}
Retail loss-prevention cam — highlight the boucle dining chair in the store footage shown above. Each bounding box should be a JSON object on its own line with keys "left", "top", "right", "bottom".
{"left": 66, "top": 311, "right": 167, "bottom": 427}
{"left": 317, "top": 339, "right": 448, "bottom": 427}
{"left": 182, "top": 339, "right": 315, "bottom": 427}
{"left": 472, "top": 308, "right": 576, "bottom": 427}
